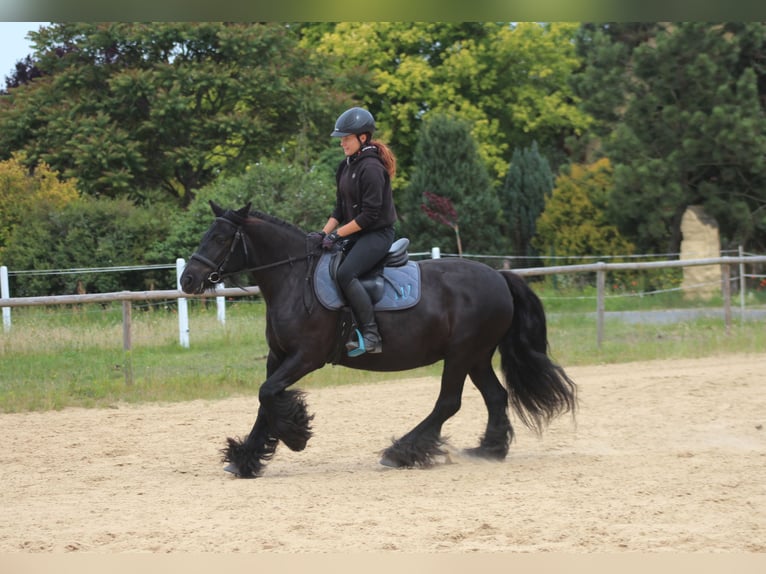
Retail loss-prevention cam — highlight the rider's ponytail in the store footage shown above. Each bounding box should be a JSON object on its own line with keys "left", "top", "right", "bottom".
{"left": 371, "top": 140, "right": 397, "bottom": 180}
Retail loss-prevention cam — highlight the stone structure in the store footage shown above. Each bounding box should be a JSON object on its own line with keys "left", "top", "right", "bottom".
{"left": 680, "top": 205, "right": 721, "bottom": 300}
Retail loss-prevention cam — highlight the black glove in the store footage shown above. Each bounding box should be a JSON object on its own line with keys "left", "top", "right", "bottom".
{"left": 307, "top": 231, "right": 326, "bottom": 245}
{"left": 321, "top": 231, "right": 341, "bottom": 250}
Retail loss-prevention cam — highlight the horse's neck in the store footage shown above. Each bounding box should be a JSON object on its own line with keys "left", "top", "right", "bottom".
{"left": 245, "top": 221, "right": 306, "bottom": 297}
{"left": 248, "top": 220, "right": 304, "bottom": 257}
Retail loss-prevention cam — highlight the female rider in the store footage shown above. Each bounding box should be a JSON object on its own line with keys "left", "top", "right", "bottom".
{"left": 312, "top": 107, "right": 397, "bottom": 356}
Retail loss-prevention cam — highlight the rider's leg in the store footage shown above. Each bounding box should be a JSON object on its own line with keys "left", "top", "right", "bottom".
{"left": 336, "top": 227, "right": 393, "bottom": 355}
{"left": 342, "top": 277, "right": 382, "bottom": 354}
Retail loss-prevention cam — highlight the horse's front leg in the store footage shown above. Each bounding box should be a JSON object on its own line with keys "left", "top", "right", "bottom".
{"left": 222, "top": 404, "right": 276, "bottom": 478}
{"left": 222, "top": 349, "right": 320, "bottom": 478}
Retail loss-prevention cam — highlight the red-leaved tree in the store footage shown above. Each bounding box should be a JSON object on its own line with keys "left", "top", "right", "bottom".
{"left": 421, "top": 191, "right": 463, "bottom": 256}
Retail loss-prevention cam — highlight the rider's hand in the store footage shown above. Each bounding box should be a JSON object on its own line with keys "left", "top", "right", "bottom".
{"left": 321, "top": 231, "right": 341, "bottom": 250}
{"left": 307, "top": 231, "right": 325, "bottom": 245}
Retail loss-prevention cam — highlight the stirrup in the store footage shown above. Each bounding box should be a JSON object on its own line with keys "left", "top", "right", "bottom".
{"left": 346, "top": 328, "right": 382, "bottom": 357}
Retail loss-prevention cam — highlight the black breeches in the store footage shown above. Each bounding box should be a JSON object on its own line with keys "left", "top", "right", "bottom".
{"left": 336, "top": 227, "right": 395, "bottom": 291}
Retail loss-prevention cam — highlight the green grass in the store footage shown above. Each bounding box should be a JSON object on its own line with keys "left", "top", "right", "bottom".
{"left": 533, "top": 282, "right": 766, "bottom": 313}
{"left": 1, "top": 291, "right": 764, "bottom": 413}
{"left": 545, "top": 313, "right": 766, "bottom": 366}
{"left": 532, "top": 280, "right": 766, "bottom": 364}
{"left": 0, "top": 299, "right": 441, "bottom": 412}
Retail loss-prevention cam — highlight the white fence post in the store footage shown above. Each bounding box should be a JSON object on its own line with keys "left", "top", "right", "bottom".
{"left": 176, "top": 258, "right": 190, "bottom": 348}
{"left": 431, "top": 247, "right": 441, "bottom": 259}
{"left": 216, "top": 282, "right": 226, "bottom": 325}
{"left": 1, "top": 265, "right": 10, "bottom": 332}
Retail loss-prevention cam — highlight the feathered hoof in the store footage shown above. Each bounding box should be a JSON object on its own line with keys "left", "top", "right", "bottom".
{"left": 379, "top": 435, "right": 448, "bottom": 469}
{"left": 379, "top": 454, "right": 405, "bottom": 468}
{"left": 221, "top": 436, "right": 272, "bottom": 478}
{"left": 222, "top": 461, "right": 260, "bottom": 478}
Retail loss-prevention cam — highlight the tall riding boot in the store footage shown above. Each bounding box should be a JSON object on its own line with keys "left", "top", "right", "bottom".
{"left": 342, "top": 278, "right": 383, "bottom": 356}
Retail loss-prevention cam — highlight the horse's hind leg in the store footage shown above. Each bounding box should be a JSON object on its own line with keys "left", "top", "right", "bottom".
{"left": 465, "top": 358, "right": 513, "bottom": 460}
{"left": 380, "top": 358, "right": 468, "bottom": 468}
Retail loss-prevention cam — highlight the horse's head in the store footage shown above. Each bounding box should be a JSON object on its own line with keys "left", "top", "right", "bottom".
{"left": 180, "top": 201, "right": 253, "bottom": 294}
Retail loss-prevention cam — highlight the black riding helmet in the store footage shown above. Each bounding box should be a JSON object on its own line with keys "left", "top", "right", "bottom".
{"left": 331, "top": 107, "right": 375, "bottom": 137}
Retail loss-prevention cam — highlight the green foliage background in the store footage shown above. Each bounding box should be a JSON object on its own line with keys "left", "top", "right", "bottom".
{"left": 1, "top": 22, "right": 765, "bottom": 295}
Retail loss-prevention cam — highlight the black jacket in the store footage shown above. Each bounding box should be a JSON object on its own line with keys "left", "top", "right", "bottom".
{"left": 331, "top": 145, "right": 397, "bottom": 231}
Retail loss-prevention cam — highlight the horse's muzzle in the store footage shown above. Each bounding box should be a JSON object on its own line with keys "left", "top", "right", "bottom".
{"left": 179, "top": 269, "right": 206, "bottom": 295}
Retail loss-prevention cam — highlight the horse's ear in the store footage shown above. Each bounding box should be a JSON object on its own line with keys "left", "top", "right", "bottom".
{"left": 236, "top": 202, "right": 252, "bottom": 217}
{"left": 209, "top": 201, "right": 225, "bottom": 217}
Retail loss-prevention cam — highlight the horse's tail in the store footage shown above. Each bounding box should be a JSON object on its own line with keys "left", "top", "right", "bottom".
{"left": 498, "top": 270, "right": 577, "bottom": 434}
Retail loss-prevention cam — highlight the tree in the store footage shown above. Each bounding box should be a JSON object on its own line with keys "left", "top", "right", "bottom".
{"left": 304, "top": 22, "right": 592, "bottom": 186}
{"left": 567, "top": 24, "right": 656, "bottom": 163}
{"left": 574, "top": 22, "right": 766, "bottom": 253}
{"left": 0, "top": 154, "right": 78, "bottom": 258}
{"left": 534, "top": 158, "right": 634, "bottom": 264}
{"left": 499, "top": 141, "right": 553, "bottom": 261}
{"left": 2, "top": 196, "right": 173, "bottom": 296}
{"left": 484, "top": 22, "right": 593, "bottom": 173}
{"left": 0, "top": 22, "right": 340, "bottom": 206}
{"left": 421, "top": 191, "right": 462, "bottom": 256}
{"left": 2, "top": 55, "right": 44, "bottom": 92}
{"left": 399, "top": 113, "right": 506, "bottom": 254}
{"left": 151, "top": 159, "right": 335, "bottom": 266}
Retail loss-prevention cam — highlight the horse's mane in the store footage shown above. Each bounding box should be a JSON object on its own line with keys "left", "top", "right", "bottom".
{"left": 243, "top": 209, "right": 306, "bottom": 236}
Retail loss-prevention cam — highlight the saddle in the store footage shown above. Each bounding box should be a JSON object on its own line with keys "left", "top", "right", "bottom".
{"left": 313, "top": 238, "right": 421, "bottom": 312}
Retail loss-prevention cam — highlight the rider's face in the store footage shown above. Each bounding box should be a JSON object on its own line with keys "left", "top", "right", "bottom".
{"left": 340, "top": 134, "right": 365, "bottom": 157}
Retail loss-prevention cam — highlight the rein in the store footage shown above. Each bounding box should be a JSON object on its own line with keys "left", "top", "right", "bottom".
{"left": 190, "top": 216, "right": 312, "bottom": 285}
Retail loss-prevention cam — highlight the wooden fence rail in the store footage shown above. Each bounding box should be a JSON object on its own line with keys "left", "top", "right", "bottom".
{"left": 510, "top": 255, "right": 766, "bottom": 345}
{"left": 0, "top": 286, "right": 259, "bottom": 308}
{"left": 0, "top": 285, "right": 260, "bottom": 354}
{"left": 2, "top": 255, "right": 766, "bottom": 351}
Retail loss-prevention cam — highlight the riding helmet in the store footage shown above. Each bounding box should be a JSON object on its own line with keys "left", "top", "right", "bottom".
{"left": 331, "top": 107, "right": 376, "bottom": 137}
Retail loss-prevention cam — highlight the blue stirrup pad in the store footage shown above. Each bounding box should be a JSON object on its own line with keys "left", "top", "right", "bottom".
{"left": 346, "top": 329, "right": 366, "bottom": 358}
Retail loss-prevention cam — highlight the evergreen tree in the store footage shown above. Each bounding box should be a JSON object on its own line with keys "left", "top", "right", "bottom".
{"left": 399, "top": 113, "right": 506, "bottom": 255}
{"left": 574, "top": 22, "right": 766, "bottom": 253}
{"left": 534, "top": 158, "right": 640, "bottom": 289}
{"left": 499, "top": 141, "right": 553, "bottom": 262}
{"left": 567, "top": 24, "right": 652, "bottom": 163}
{"left": 534, "top": 158, "right": 634, "bottom": 263}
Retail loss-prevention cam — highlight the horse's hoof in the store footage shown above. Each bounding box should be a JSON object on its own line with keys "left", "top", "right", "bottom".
{"left": 379, "top": 455, "right": 403, "bottom": 468}
{"left": 223, "top": 462, "right": 240, "bottom": 475}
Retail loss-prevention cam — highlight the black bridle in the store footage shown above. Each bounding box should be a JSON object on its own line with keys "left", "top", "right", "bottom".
{"left": 189, "top": 222, "right": 246, "bottom": 284}
{"left": 189, "top": 216, "right": 312, "bottom": 285}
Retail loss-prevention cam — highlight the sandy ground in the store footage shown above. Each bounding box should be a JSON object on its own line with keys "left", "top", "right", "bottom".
{"left": 0, "top": 354, "right": 764, "bottom": 554}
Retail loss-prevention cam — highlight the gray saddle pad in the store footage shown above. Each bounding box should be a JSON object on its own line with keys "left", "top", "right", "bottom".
{"left": 314, "top": 252, "right": 421, "bottom": 311}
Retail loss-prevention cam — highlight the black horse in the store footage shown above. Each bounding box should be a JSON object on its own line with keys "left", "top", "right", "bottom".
{"left": 180, "top": 202, "right": 576, "bottom": 478}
